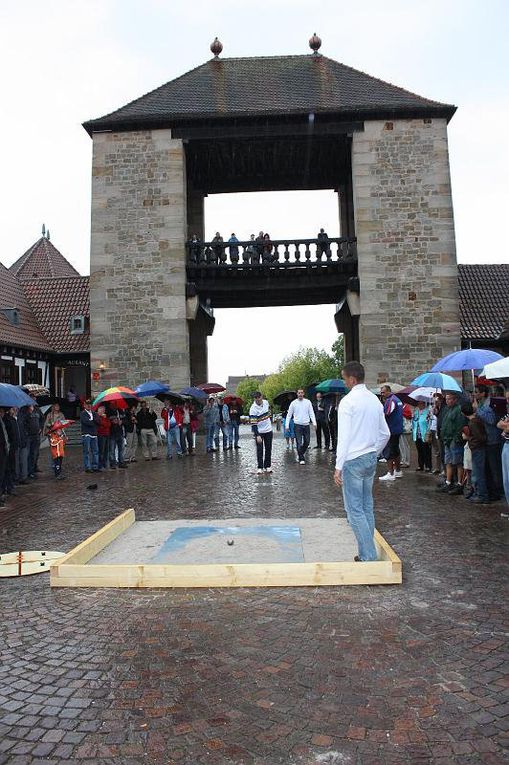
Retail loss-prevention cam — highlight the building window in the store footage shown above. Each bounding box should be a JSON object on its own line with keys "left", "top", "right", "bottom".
{"left": 70, "top": 315, "right": 85, "bottom": 335}
{"left": 22, "top": 365, "right": 42, "bottom": 385}
{"left": 1, "top": 308, "right": 20, "bottom": 326}
{"left": 0, "top": 360, "right": 17, "bottom": 384}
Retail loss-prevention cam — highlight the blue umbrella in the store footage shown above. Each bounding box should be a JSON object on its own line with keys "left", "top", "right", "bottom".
{"left": 134, "top": 380, "right": 170, "bottom": 398}
{"left": 315, "top": 378, "right": 347, "bottom": 394}
{"left": 431, "top": 349, "right": 504, "bottom": 372}
{"left": 0, "top": 384, "right": 35, "bottom": 408}
{"left": 410, "top": 372, "right": 462, "bottom": 392}
{"left": 179, "top": 386, "right": 208, "bottom": 401}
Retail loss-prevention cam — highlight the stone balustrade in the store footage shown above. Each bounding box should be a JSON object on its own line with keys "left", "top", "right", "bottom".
{"left": 186, "top": 237, "right": 357, "bottom": 267}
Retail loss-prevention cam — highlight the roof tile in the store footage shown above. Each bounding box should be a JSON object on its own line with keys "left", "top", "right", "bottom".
{"left": 10, "top": 237, "right": 80, "bottom": 281}
{"left": 84, "top": 54, "right": 456, "bottom": 133}
{"left": 458, "top": 264, "right": 509, "bottom": 341}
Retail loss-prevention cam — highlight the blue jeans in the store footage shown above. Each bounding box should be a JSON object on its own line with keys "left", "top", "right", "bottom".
{"left": 109, "top": 434, "right": 125, "bottom": 466}
{"left": 471, "top": 447, "right": 488, "bottom": 501}
{"left": 294, "top": 424, "right": 311, "bottom": 461}
{"left": 216, "top": 422, "right": 230, "bottom": 449}
{"left": 502, "top": 441, "right": 509, "bottom": 507}
{"left": 342, "top": 451, "right": 378, "bottom": 561}
{"left": 206, "top": 424, "right": 216, "bottom": 451}
{"left": 167, "top": 427, "right": 182, "bottom": 457}
{"left": 82, "top": 435, "right": 99, "bottom": 471}
{"left": 98, "top": 435, "right": 110, "bottom": 469}
{"left": 230, "top": 421, "right": 240, "bottom": 446}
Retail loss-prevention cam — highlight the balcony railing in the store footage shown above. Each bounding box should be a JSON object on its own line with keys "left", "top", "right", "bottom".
{"left": 186, "top": 237, "right": 357, "bottom": 267}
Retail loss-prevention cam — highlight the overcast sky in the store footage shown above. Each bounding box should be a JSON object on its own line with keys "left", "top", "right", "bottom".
{"left": 1, "top": 1, "right": 507, "bottom": 383}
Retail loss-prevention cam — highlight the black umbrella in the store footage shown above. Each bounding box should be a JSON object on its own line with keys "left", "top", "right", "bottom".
{"left": 273, "top": 390, "right": 297, "bottom": 407}
{"left": 155, "top": 391, "right": 185, "bottom": 405}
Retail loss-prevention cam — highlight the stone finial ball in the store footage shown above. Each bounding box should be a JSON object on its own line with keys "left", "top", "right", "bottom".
{"left": 210, "top": 37, "right": 223, "bottom": 57}
{"left": 309, "top": 33, "right": 322, "bottom": 53}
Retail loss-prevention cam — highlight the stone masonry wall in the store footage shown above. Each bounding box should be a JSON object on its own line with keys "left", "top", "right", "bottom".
{"left": 89, "top": 129, "right": 189, "bottom": 395}
{"left": 351, "top": 118, "right": 460, "bottom": 386}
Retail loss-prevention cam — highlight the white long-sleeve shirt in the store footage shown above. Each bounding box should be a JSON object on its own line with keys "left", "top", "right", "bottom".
{"left": 335, "top": 384, "right": 390, "bottom": 471}
{"left": 285, "top": 397, "right": 316, "bottom": 427}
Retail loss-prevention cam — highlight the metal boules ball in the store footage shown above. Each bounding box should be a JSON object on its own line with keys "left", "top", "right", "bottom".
{"left": 227, "top": 539, "right": 234, "bottom": 546}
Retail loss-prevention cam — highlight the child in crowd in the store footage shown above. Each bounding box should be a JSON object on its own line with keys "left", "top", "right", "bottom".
{"left": 48, "top": 426, "right": 67, "bottom": 480}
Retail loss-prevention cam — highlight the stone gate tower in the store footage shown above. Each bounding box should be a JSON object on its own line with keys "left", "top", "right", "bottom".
{"left": 84, "top": 38, "right": 460, "bottom": 390}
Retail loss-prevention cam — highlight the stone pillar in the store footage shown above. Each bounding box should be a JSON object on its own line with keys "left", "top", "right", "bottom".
{"left": 89, "top": 129, "right": 190, "bottom": 394}
{"left": 351, "top": 118, "right": 460, "bottom": 385}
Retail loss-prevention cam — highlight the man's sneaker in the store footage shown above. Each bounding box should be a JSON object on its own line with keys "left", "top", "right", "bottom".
{"left": 394, "top": 470, "right": 403, "bottom": 478}
{"left": 448, "top": 484, "right": 463, "bottom": 496}
{"left": 378, "top": 472, "right": 395, "bottom": 482}
{"left": 257, "top": 468, "right": 263, "bottom": 474}
{"left": 468, "top": 496, "right": 490, "bottom": 504}
{"left": 265, "top": 467, "right": 273, "bottom": 473}
{"left": 299, "top": 460, "right": 306, "bottom": 465}
{"left": 378, "top": 458, "right": 387, "bottom": 463}
{"left": 436, "top": 483, "right": 451, "bottom": 492}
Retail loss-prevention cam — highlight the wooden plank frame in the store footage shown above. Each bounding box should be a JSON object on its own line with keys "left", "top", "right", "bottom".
{"left": 50, "top": 510, "right": 402, "bottom": 588}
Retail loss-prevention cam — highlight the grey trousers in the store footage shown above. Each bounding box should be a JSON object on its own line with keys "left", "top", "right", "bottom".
{"left": 124, "top": 430, "right": 138, "bottom": 461}
{"left": 140, "top": 429, "right": 158, "bottom": 459}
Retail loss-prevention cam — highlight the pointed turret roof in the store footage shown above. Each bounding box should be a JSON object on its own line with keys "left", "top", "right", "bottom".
{"left": 84, "top": 54, "right": 456, "bottom": 135}
{"left": 0, "top": 262, "right": 51, "bottom": 351}
{"left": 9, "top": 236, "right": 80, "bottom": 282}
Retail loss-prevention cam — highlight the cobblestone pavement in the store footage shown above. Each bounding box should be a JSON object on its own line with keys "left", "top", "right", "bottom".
{"left": 0, "top": 429, "right": 508, "bottom": 765}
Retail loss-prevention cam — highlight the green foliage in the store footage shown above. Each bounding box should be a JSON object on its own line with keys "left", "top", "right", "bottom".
{"left": 331, "top": 335, "right": 345, "bottom": 368}
{"left": 235, "top": 377, "right": 263, "bottom": 405}
{"left": 261, "top": 341, "right": 344, "bottom": 405}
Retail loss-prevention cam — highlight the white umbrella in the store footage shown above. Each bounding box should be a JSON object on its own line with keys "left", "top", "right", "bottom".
{"left": 409, "top": 387, "right": 436, "bottom": 402}
{"left": 482, "top": 357, "right": 509, "bottom": 379}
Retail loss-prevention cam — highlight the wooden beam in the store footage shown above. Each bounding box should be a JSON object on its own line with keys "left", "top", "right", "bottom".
{"left": 50, "top": 514, "right": 402, "bottom": 588}
{"left": 51, "top": 509, "right": 135, "bottom": 570}
{"left": 50, "top": 558, "right": 401, "bottom": 588}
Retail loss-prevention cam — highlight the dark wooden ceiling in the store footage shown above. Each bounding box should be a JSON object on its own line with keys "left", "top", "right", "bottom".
{"left": 185, "top": 133, "right": 351, "bottom": 194}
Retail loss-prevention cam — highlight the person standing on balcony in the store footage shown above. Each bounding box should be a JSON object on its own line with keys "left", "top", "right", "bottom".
{"left": 212, "top": 232, "right": 224, "bottom": 263}
{"left": 189, "top": 234, "right": 202, "bottom": 263}
{"left": 262, "top": 232, "right": 273, "bottom": 263}
{"left": 255, "top": 231, "right": 265, "bottom": 261}
{"left": 317, "top": 228, "right": 329, "bottom": 257}
{"left": 285, "top": 389, "right": 316, "bottom": 465}
{"left": 228, "top": 233, "right": 239, "bottom": 264}
{"left": 244, "top": 234, "right": 256, "bottom": 264}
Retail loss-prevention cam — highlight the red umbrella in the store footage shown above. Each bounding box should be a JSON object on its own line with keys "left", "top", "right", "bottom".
{"left": 48, "top": 419, "right": 75, "bottom": 433}
{"left": 224, "top": 395, "right": 243, "bottom": 405}
{"left": 475, "top": 376, "right": 498, "bottom": 386}
{"left": 198, "top": 382, "right": 226, "bottom": 394}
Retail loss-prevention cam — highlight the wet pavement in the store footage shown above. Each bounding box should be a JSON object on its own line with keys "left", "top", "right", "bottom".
{"left": 0, "top": 429, "right": 508, "bottom": 765}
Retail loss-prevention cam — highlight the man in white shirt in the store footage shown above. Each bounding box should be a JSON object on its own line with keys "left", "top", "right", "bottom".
{"left": 333, "top": 362, "right": 390, "bottom": 561}
{"left": 285, "top": 388, "right": 317, "bottom": 465}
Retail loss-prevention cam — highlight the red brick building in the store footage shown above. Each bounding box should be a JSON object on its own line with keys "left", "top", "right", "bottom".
{"left": 0, "top": 231, "right": 90, "bottom": 398}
